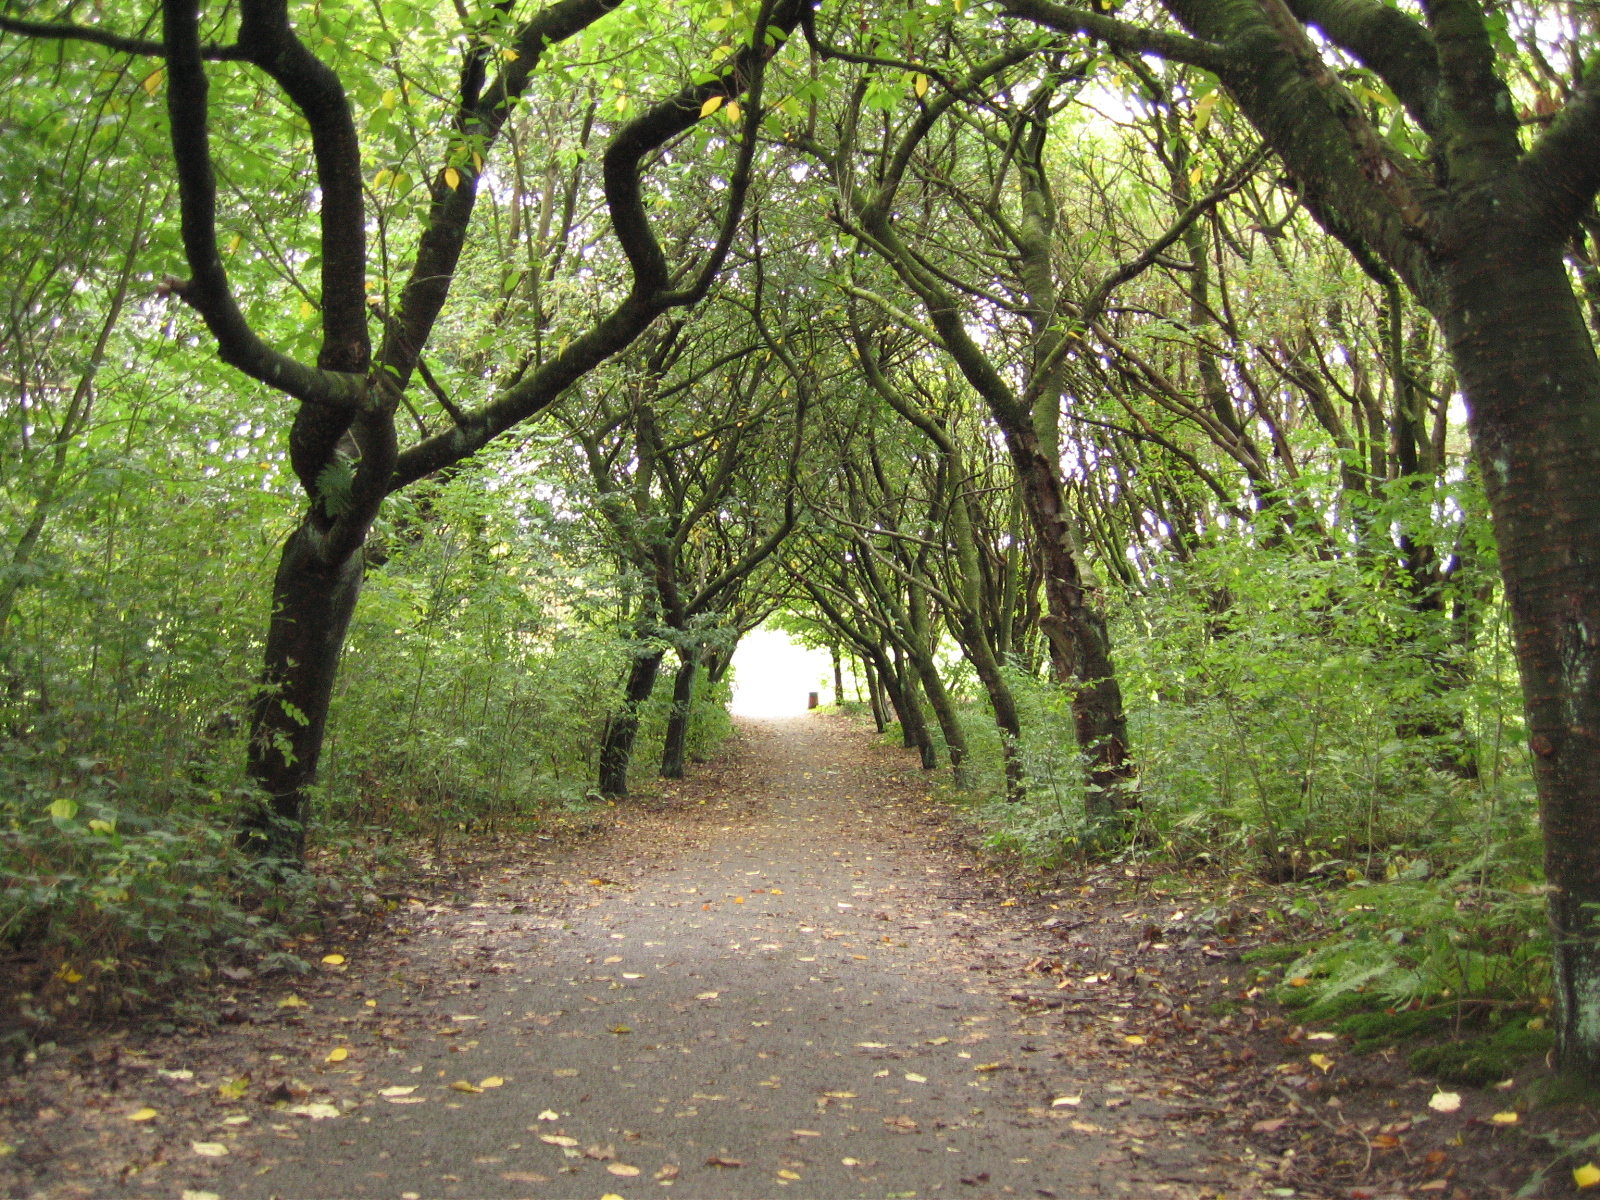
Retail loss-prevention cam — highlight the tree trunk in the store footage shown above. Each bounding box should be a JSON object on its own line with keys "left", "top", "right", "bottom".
{"left": 905, "top": 587, "right": 972, "bottom": 789}
{"left": 598, "top": 646, "right": 663, "bottom": 796}
{"left": 1444, "top": 225, "right": 1600, "bottom": 1079}
{"left": 660, "top": 648, "right": 701, "bottom": 779}
{"left": 239, "top": 529, "right": 365, "bottom": 861}
{"left": 1005, "top": 428, "right": 1137, "bottom": 819}
{"left": 863, "top": 655, "right": 887, "bottom": 733}
{"left": 891, "top": 647, "right": 938, "bottom": 769}
{"left": 831, "top": 644, "right": 844, "bottom": 706}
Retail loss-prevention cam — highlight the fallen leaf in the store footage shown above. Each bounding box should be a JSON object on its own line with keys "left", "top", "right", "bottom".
{"left": 884, "top": 1115, "right": 919, "bottom": 1132}
{"left": 606, "top": 1163, "right": 640, "bottom": 1177}
{"left": 181, "top": 1192, "right": 221, "bottom": 1200}
{"left": 770, "top": 888, "right": 783, "bottom": 894}
{"left": 926, "top": 1036, "right": 949, "bottom": 1046}
{"left": 1417, "top": 1180, "right": 1449, "bottom": 1192}
{"left": 1000, "top": 898, "right": 1017, "bottom": 906}
{"left": 706, "top": 1154, "right": 744, "bottom": 1167}
{"left": 1491, "top": 1111, "right": 1520, "bottom": 1125}
{"left": 286, "top": 1103, "right": 340, "bottom": 1119}
{"left": 585, "top": 1143, "right": 616, "bottom": 1161}
{"left": 322, "top": 953, "right": 346, "bottom": 965}
{"left": 450, "top": 1080, "right": 484, "bottom": 1094}
{"left": 1578, "top": 1164, "right": 1600, "bottom": 1190}
{"left": 126, "top": 1108, "right": 158, "bottom": 1122}
{"left": 537, "top": 1109, "right": 559, "bottom": 1120}
{"left": 842, "top": 1156, "right": 862, "bottom": 1166}
{"left": 791, "top": 1129, "right": 821, "bottom": 1137}
{"left": 1428, "top": 1091, "right": 1462, "bottom": 1113}
{"left": 500, "top": 1172, "right": 548, "bottom": 1184}
{"left": 1052, "top": 1096, "right": 1081, "bottom": 1107}
{"left": 553, "top": 1068, "right": 578, "bottom": 1077}
{"left": 904, "top": 1072, "right": 927, "bottom": 1083}
{"left": 1252, "top": 1118, "right": 1289, "bottom": 1132}
{"left": 326, "top": 1047, "right": 349, "bottom": 1063}
{"left": 856, "top": 1041, "right": 888, "bottom": 1048}
{"left": 222, "top": 1115, "right": 250, "bottom": 1126}
{"left": 604, "top": 956, "right": 623, "bottom": 964}
{"left": 696, "top": 991, "right": 720, "bottom": 1000}
{"left": 1372, "top": 1134, "right": 1401, "bottom": 1149}
{"left": 822, "top": 1091, "right": 855, "bottom": 1099}
{"left": 278, "top": 993, "right": 308, "bottom": 1009}
{"left": 654, "top": 1163, "right": 680, "bottom": 1180}
{"left": 1069, "top": 1120, "right": 1103, "bottom": 1134}
{"left": 622, "top": 973, "right": 643, "bottom": 979}
{"left": 1306, "top": 1031, "right": 1338, "bottom": 1041}
{"left": 386, "top": 1096, "right": 426, "bottom": 1105}
{"left": 1123, "top": 1035, "right": 1145, "bottom": 1046}
{"left": 1309, "top": 1053, "right": 1334, "bottom": 1072}
{"left": 190, "top": 1142, "right": 229, "bottom": 1157}
{"left": 610, "top": 1025, "right": 632, "bottom": 1034}
{"left": 778, "top": 1168, "right": 802, "bottom": 1180}
{"left": 217, "top": 1076, "right": 249, "bottom": 1100}
{"left": 974, "top": 1062, "right": 1003, "bottom": 1072}
{"left": 541, "top": 1135, "right": 580, "bottom": 1147}
{"left": 379, "top": 1086, "right": 416, "bottom": 1097}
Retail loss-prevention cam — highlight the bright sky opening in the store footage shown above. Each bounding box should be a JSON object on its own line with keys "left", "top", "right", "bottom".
{"left": 728, "top": 627, "right": 835, "bottom": 717}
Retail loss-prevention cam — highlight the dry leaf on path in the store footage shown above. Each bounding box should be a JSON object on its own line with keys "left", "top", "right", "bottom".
{"left": 540, "top": 1135, "right": 579, "bottom": 1147}
{"left": 606, "top": 1163, "right": 640, "bottom": 1176}
{"left": 1491, "top": 1111, "right": 1519, "bottom": 1125}
{"left": 126, "top": 1107, "right": 158, "bottom": 1122}
{"left": 325, "top": 1047, "right": 348, "bottom": 1063}
{"left": 378, "top": 1086, "right": 416, "bottom": 1097}
{"left": 706, "top": 1154, "right": 744, "bottom": 1167}
{"left": 450, "top": 1080, "right": 484, "bottom": 1094}
{"left": 190, "top": 1142, "right": 228, "bottom": 1157}
{"left": 1428, "top": 1091, "right": 1462, "bottom": 1113}
{"left": 654, "top": 1163, "right": 680, "bottom": 1181}
{"left": 884, "top": 1115, "right": 918, "bottom": 1132}
{"left": 286, "top": 1103, "right": 340, "bottom": 1119}
{"left": 1252, "top": 1117, "right": 1289, "bottom": 1132}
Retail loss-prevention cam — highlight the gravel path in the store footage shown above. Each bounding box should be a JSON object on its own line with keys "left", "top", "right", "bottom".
{"left": 26, "top": 716, "right": 1235, "bottom": 1200}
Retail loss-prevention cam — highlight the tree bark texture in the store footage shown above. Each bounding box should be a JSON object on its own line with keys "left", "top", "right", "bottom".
{"left": 660, "top": 649, "right": 701, "bottom": 779}
{"left": 598, "top": 647, "right": 664, "bottom": 796}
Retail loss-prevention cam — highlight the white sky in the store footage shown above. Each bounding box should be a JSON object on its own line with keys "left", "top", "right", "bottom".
{"left": 729, "top": 626, "right": 836, "bottom": 717}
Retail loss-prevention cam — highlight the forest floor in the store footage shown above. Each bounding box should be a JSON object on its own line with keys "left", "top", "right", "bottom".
{"left": 0, "top": 713, "right": 1574, "bottom": 1200}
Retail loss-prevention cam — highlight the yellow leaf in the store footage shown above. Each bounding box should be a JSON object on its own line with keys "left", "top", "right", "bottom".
{"left": 450, "top": 1080, "right": 484, "bottom": 1094}
{"left": 1194, "top": 90, "right": 1220, "bottom": 133}
{"left": 700, "top": 95, "right": 724, "bottom": 118}
{"left": 1287, "top": 976, "right": 1310, "bottom": 987}
{"left": 382, "top": 89, "right": 397, "bottom": 110}
{"left": 540, "top": 1135, "right": 579, "bottom": 1147}
{"left": 734, "top": 896, "right": 745, "bottom": 903}
{"left": 127, "top": 1108, "right": 158, "bottom": 1122}
{"left": 191, "top": 1142, "right": 229, "bottom": 1157}
{"left": 974, "top": 1062, "right": 1002, "bottom": 1072}
{"left": 218, "top": 1076, "right": 249, "bottom": 1100}
{"left": 501, "top": 48, "right": 518, "bottom": 61}
{"left": 142, "top": 68, "right": 164, "bottom": 97}
{"left": 325, "top": 1047, "right": 348, "bottom": 1063}
{"left": 1309, "top": 1053, "right": 1334, "bottom": 1072}
{"left": 226, "top": 233, "right": 243, "bottom": 254}
{"left": 770, "top": 888, "right": 782, "bottom": 894}
{"left": 610, "top": 1024, "right": 632, "bottom": 1034}
{"left": 57, "top": 965, "right": 84, "bottom": 984}
{"left": 278, "top": 993, "right": 308, "bottom": 1008}
{"left": 914, "top": 73, "right": 929, "bottom": 99}
{"left": 444, "top": 167, "right": 461, "bottom": 190}
{"left": 479, "top": 1076, "right": 504, "bottom": 1088}
{"left": 601, "top": 1194, "right": 625, "bottom": 1200}
{"left": 726, "top": 101, "right": 740, "bottom": 122}
{"left": 1491, "top": 1111, "right": 1519, "bottom": 1125}
{"left": 322, "top": 953, "right": 345, "bottom": 965}
{"left": 299, "top": 300, "right": 316, "bottom": 320}
{"left": 473, "top": 152, "right": 484, "bottom": 171}
{"left": 379, "top": 1086, "right": 416, "bottom": 1097}
{"left": 778, "top": 1168, "right": 802, "bottom": 1180}
{"left": 1189, "top": 163, "right": 1204, "bottom": 187}
{"left": 999, "top": 898, "right": 1017, "bottom": 906}
{"left": 1576, "top": 1163, "right": 1600, "bottom": 1189}
{"left": 1124, "top": 1035, "right": 1145, "bottom": 1046}
{"left": 606, "top": 1163, "right": 641, "bottom": 1177}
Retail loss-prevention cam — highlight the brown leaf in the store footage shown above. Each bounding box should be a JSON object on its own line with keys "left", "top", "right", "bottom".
{"left": 705, "top": 1155, "right": 744, "bottom": 1168}
{"left": 654, "top": 1163, "right": 680, "bottom": 1181}
{"left": 884, "top": 1115, "right": 919, "bottom": 1133}
{"left": 1252, "top": 1118, "right": 1288, "bottom": 1132}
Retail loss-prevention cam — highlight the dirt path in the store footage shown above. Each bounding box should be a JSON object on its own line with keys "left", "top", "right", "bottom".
{"left": 10, "top": 716, "right": 1245, "bottom": 1200}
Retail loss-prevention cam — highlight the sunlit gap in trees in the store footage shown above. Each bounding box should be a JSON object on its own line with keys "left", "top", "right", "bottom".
{"left": 729, "top": 625, "right": 834, "bottom": 717}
